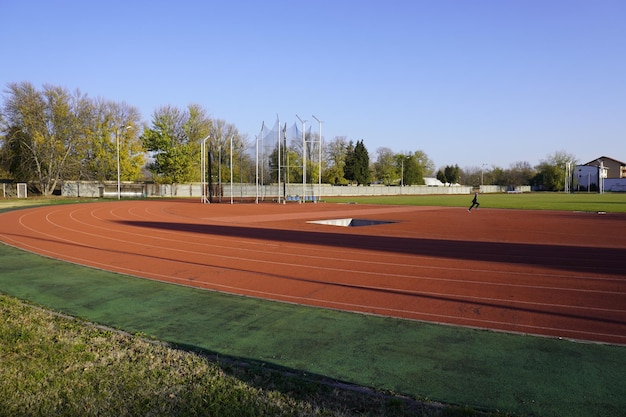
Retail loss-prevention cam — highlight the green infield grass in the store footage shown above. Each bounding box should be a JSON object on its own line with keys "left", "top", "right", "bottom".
{"left": 325, "top": 191, "right": 626, "bottom": 212}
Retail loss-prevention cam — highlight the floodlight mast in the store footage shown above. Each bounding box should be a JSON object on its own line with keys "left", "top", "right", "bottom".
{"left": 117, "top": 125, "right": 132, "bottom": 200}
{"left": 296, "top": 114, "right": 307, "bottom": 203}
{"left": 255, "top": 133, "right": 258, "bottom": 204}
{"left": 230, "top": 134, "right": 233, "bottom": 204}
{"left": 276, "top": 114, "right": 282, "bottom": 204}
{"left": 312, "top": 115, "right": 322, "bottom": 202}
{"left": 201, "top": 135, "right": 210, "bottom": 204}
{"left": 481, "top": 163, "right": 487, "bottom": 186}
{"left": 260, "top": 121, "right": 265, "bottom": 199}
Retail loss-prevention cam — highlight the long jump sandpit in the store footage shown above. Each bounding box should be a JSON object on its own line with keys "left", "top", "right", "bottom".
{"left": 1, "top": 199, "right": 624, "bottom": 345}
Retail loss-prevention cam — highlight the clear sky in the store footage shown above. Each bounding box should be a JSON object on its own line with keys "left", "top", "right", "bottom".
{"left": 2, "top": 0, "right": 624, "bottom": 169}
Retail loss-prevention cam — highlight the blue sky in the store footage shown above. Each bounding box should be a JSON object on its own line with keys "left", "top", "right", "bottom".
{"left": 2, "top": 0, "right": 625, "bottom": 169}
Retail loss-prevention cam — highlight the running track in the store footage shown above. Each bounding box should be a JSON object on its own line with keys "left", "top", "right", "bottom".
{"left": 1, "top": 200, "right": 625, "bottom": 345}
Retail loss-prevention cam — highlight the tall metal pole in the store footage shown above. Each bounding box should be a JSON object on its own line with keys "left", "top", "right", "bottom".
{"left": 117, "top": 129, "right": 121, "bottom": 200}
{"left": 117, "top": 125, "right": 132, "bottom": 200}
{"left": 255, "top": 134, "right": 259, "bottom": 204}
{"left": 296, "top": 114, "right": 307, "bottom": 203}
{"left": 481, "top": 163, "right": 487, "bottom": 186}
{"left": 312, "top": 115, "right": 322, "bottom": 203}
{"left": 276, "top": 115, "right": 281, "bottom": 204}
{"left": 218, "top": 145, "right": 222, "bottom": 202}
{"left": 200, "top": 139, "right": 204, "bottom": 202}
{"left": 201, "top": 135, "right": 210, "bottom": 204}
{"left": 260, "top": 121, "right": 265, "bottom": 200}
{"left": 599, "top": 161, "right": 605, "bottom": 194}
{"left": 230, "top": 134, "right": 233, "bottom": 204}
{"left": 283, "top": 123, "right": 287, "bottom": 201}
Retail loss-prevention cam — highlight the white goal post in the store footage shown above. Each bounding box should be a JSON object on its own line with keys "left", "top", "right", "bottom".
{"left": 17, "top": 183, "right": 28, "bottom": 198}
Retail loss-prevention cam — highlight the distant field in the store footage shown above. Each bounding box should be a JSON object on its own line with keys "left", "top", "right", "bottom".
{"left": 3, "top": 192, "right": 625, "bottom": 213}
{"left": 325, "top": 192, "right": 626, "bottom": 213}
{"left": 0, "top": 197, "right": 87, "bottom": 210}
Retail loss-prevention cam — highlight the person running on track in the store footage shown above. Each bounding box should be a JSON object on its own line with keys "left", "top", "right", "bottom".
{"left": 468, "top": 193, "right": 480, "bottom": 212}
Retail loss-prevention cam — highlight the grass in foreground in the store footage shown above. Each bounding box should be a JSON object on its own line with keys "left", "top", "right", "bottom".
{"left": 0, "top": 294, "right": 504, "bottom": 417}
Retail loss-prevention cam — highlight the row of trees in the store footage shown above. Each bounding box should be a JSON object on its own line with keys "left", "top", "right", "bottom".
{"left": 0, "top": 82, "right": 252, "bottom": 195}
{"left": 0, "top": 82, "right": 435, "bottom": 195}
{"left": 0, "top": 82, "right": 144, "bottom": 195}
{"left": 1, "top": 82, "right": 577, "bottom": 195}
{"left": 451, "top": 151, "right": 577, "bottom": 191}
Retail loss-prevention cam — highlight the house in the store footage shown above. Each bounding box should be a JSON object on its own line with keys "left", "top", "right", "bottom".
{"left": 576, "top": 156, "right": 626, "bottom": 192}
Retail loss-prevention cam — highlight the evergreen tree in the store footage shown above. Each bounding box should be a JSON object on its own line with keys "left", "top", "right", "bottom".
{"left": 343, "top": 141, "right": 356, "bottom": 183}
{"left": 437, "top": 164, "right": 460, "bottom": 185}
{"left": 353, "top": 140, "right": 371, "bottom": 185}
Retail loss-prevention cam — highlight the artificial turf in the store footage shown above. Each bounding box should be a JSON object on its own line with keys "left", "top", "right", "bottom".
{"left": 0, "top": 242, "right": 624, "bottom": 417}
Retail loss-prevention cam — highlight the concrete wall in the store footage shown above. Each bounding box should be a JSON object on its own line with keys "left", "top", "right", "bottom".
{"left": 62, "top": 181, "right": 146, "bottom": 198}
{"left": 479, "top": 185, "right": 531, "bottom": 193}
{"left": 144, "top": 183, "right": 474, "bottom": 199}
{"left": 62, "top": 181, "right": 534, "bottom": 199}
{"left": 61, "top": 181, "right": 102, "bottom": 198}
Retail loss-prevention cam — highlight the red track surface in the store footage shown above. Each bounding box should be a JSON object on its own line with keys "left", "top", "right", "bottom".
{"left": 1, "top": 200, "right": 625, "bottom": 345}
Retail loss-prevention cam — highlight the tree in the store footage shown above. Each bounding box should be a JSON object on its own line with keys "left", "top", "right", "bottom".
{"left": 490, "top": 166, "right": 507, "bottom": 185}
{"left": 535, "top": 151, "right": 577, "bottom": 191}
{"left": 399, "top": 150, "right": 433, "bottom": 186}
{"left": 374, "top": 147, "right": 397, "bottom": 185}
{"left": 507, "top": 161, "right": 535, "bottom": 187}
{"left": 1, "top": 82, "right": 93, "bottom": 195}
{"left": 460, "top": 166, "right": 481, "bottom": 186}
{"left": 437, "top": 164, "right": 460, "bottom": 185}
{"left": 208, "top": 118, "right": 247, "bottom": 184}
{"left": 0, "top": 111, "right": 7, "bottom": 177}
{"left": 413, "top": 150, "right": 435, "bottom": 177}
{"left": 287, "top": 129, "right": 315, "bottom": 183}
{"left": 83, "top": 99, "right": 144, "bottom": 181}
{"left": 343, "top": 140, "right": 356, "bottom": 183}
{"left": 142, "top": 104, "right": 212, "bottom": 184}
{"left": 308, "top": 130, "right": 325, "bottom": 185}
{"left": 402, "top": 154, "right": 423, "bottom": 185}
{"left": 268, "top": 143, "right": 300, "bottom": 184}
{"left": 323, "top": 136, "right": 348, "bottom": 185}
{"left": 344, "top": 140, "right": 370, "bottom": 185}
{"left": 436, "top": 170, "right": 446, "bottom": 184}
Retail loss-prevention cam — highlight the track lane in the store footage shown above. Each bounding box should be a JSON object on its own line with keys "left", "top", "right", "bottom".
{"left": 1, "top": 200, "right": 625, "bottom": 345}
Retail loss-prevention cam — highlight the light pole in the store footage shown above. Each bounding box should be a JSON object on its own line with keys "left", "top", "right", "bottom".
{"left": 201, "top": 135, "right": 210, "bottom": 204}
{"left": 255, "top": 133, "right": 259, "bottom": 204}
{"left": 312, "top": 115, "right": 322, "bottom": 202}
{"left": 217, "top": 143, "right": 222, "bottom": 203}
{"left": 296, "top": 114, "right": 307, "bottom": 203}
{"left": 230, "top": 134, "right": 233, "bottom": 204}
{"left": 481, "top": 163, "right": 488, "bottom": 186}
{"left": 117, "top": 125, "right": 132, "bottom": 200}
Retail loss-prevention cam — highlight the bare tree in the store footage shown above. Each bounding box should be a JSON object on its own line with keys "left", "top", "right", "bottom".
{"left": 323, "top": 136, "right": 349, "bottom": 185}
{"left": 83, "top": 99, "right": 143, "bottom": 181}
{"left": 2, "top": 82, "right": 93, "bottom": 195}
